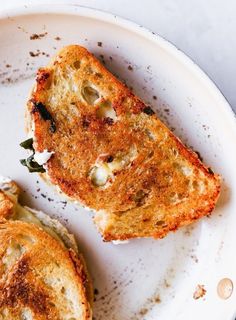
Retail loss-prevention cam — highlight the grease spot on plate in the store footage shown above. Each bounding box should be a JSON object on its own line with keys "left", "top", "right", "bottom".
{"left": 217, "top": 278, "right": 233, "bottom": 299}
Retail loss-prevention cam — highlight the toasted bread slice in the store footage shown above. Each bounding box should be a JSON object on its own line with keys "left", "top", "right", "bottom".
{"left": 25, "top": 45, "right": 220, "bottom": 241}
{"left": 0, "top": 178, "right": 92, "bottom": 319}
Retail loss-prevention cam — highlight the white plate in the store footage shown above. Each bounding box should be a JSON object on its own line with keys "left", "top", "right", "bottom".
{"left": 0, "top": 4, "right": 236, "bottom": 320}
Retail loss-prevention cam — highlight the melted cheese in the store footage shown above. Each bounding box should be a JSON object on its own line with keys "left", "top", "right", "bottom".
{"left": 112, "top": 240, "right": 130, "bottom": 245}
{"left": 13, "top": 204, "right": 64, "bottom": 245}
{"left": 34, "top": 150, "right": 54, "bottom": 165}
{"left": 0, "top": 178, "right": 78, "bottom": 252}
{"left": 91, "top": 146, "right": 138, "bottom": 187}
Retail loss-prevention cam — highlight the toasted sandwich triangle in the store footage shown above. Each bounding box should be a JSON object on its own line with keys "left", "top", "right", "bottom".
{"left": 27, "top": 45, "right": 220, "bottom": 241}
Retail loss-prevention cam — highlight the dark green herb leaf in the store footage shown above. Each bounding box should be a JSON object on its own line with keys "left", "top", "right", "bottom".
{"left": 20, "top": 159, "right": 27, "bottom": 166}
{"left": 28, "top": 166, "right": 46, "bottom": 173}
{"left": 20, "top": 155, "right": 45, "bottom": 173}
{"left": 20, "top": 136, "right": 46, "bottom": 173}
{"left": 20, "top": 138, "right": 33, "bottom": 150}
{"left": 26, "top": 155, "right": 46, "bottom": 173}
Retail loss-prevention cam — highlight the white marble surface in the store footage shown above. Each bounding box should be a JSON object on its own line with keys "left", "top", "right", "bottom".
{"left": 1, "top": 0, "right": 235, "bottom": 111}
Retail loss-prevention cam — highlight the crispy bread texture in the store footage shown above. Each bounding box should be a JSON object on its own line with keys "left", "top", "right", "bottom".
{"left": 28, "top": 45, "right": 220, "bottom": 241}
{"left": 0, "top": 180, "right": 92, "bottom": 319}
{"left": 0, "top": 180, "right": 20, "bottom": 220}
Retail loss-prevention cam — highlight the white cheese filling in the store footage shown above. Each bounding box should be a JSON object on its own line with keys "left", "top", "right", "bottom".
{"left": 34, "top": 150, "right": 54, "bottom": 165}
{"left": 112, "top": 240, "right": 130, "bottom": 245}
{"left": 0, "top": 175, "right": 11, "bottom": 187}
{"left": 0, "top": 177, "right": 78, "bottom": 253}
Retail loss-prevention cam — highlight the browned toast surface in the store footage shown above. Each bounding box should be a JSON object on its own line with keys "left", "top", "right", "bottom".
{"left": 0, "top": 180, "right": 92, "bottom": 319}
{"left": 0, "top": 221, "right": 91, "bottom": 319}
{"left": 27, "top": 45, "right": 220, "bottom": 241}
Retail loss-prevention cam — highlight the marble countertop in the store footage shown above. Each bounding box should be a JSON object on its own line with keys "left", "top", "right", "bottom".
{"left": 1, "top": 0, "right": 235, "bottom": 111}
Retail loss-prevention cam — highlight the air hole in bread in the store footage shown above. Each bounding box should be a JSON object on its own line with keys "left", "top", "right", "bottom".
{"left": 155, "top": 220, "right": 166, "bottom": 226}
{"left": 19, "top": 234, "right": 36, "bottom": 244}
{"left": 169, "top": 192, "right": 186, "bottom": 204}
{"left": 21, "top": 309, "right": 32, "bottom": 320}
{"left": 49, "top": 302, "right": 56, "bottom": 307}
{"left": 95, "top": 72, "right": 103, "bottom": 78}
{"left": 169, "top": 192, "right": 180, "bottom": 204}
{"left": 163, "top": 173, "right": 173, "bottom": 183}
{"left": 70, "top": 168, "right": 76, "bottom": 175}
{"left": 173, "top": 162, "right": 192, "bottom": 176}
{"left": 2, "top": 242, "right": 25, "bottom": 271}
{"left": 85, "top": 66, "right": 94, "bottom": 74}
{"left": 61, "top": 286, "right": 65, "bottom": 294}
{"left": 192, "top": 180, "right": 198, "bottom": 190}
{"left": 145, "top": 129, "right": 156, "bottom": 141}
{"left": 68, "top": 103, "right": 79, "bottom": 117}
{"left": 148, "top": 150, "right": 154, "bottom": 158}
{"left": 63, "top": 287, "right": 75, "bottom": 307}
{"left": 192, "top": 180, "right": 205, "bottom": 193}
{"left": 44, "top": 277, "right": 56, "bottom": 287}
{"left": 96, "top": 101, "right": 117, "bottom": 121}
{"left": 171, "top": 148, "right": 179, "bottom": 158}
{"left": 0, "top": 309, "right": 7, "bottom": 317}
{"left": 133, "top": 190, "right": 147, "bottom": 206}
{"left": 81, "top": 84, "right": 100, "bottom": 105}
{"left": 181, "top": 166, "right": 192, "bottom": 176}
{"left": 73, "top": 60, "right": 80, "bottom": 69}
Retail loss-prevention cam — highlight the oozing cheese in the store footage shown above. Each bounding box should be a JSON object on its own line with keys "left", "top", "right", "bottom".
{"left": 0, "top": 176, "right": 11, "bottom": 188}
{"left": 34, "top": 150, "right": 54, "bottom": 165}
{"left": 13, "top": 204, "right": 64, "bottom": 245}
{"left": 112, "top": 240, "right": 130, "bottom": 245}
{"left": 0, "top": 178, "right": 78, "bottom": 252}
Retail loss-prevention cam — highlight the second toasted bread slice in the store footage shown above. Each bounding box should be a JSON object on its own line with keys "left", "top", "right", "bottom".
{"left": 0, "top": 178, "right": 92, "bottom": 318}
{"left": 25, "top": 45, "right": 220, "bottom": 241}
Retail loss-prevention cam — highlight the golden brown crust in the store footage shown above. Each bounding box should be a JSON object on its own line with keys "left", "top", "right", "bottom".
{"left": 28, "top": 45, "right": 221, "bottom": 241}
{"left": 0, "top": 181, "right": 92, "bottom": 319}
{"left": 68, "top": 249, "right": 94, "bottom": 307}
{"left": 0, "top": 191, "right": 14, "bottom": 220}
{"left": 0, "top": 220, "right": 92, "bottom": 319}
{"left": 0, "top": 181, "right": 20, "bottom": 221}
{"left": 0, "top": 257, "right": 53, "bottom": 317}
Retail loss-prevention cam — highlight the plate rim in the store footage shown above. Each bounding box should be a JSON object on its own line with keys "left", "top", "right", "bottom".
{"left": 1, "top": 4, "right": 236, "bottom": 319}
{"left": 0, "top": 3, "right": 236, "bottom": 134}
